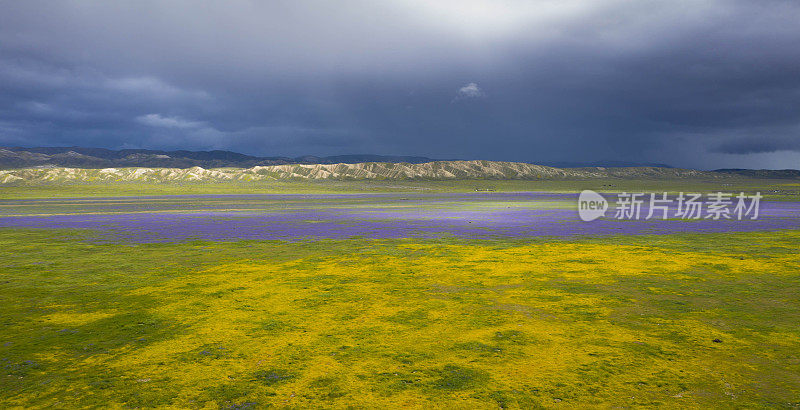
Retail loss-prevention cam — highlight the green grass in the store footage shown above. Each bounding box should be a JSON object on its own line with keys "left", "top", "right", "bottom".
{"left": 2, "top": 178, "right": 798, "bottom": 199}
{"left": 1, "top": 228, "right": 799, "bottom": 407}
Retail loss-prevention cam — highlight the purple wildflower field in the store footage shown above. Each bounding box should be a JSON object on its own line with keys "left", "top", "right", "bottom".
{"left": 1, "top": 193, "right": 799, "bottom": 242}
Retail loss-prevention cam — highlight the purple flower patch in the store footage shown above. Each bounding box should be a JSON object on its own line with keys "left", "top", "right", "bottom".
{"left": 0, "top": 193, "right": 798, "bottom": 242}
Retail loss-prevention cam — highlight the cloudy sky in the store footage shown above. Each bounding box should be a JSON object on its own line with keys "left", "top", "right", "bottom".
{"left": 1, "top": 0, "right": 799, "bottom": 169}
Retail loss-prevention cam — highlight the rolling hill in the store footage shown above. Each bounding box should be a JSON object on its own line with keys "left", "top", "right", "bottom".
{"left": 0, "top": 147, "right": 438, "bottom": 169}
{"left": 0, "top": 161, "right": 729, "bottom": 184}
{"left": 1, "top": 147, "right": 797, "bottom": 184}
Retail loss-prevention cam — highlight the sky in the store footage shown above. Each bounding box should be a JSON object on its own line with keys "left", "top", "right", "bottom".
{"left": 1, "top": 0, "right": 799, "bottom": 169}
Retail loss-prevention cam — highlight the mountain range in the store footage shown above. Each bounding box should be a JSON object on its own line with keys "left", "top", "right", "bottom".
{"left": 0, "top": 161, "right": 716, "bottom": 184}
{"left": 0, "top": 147, "right": 438, "bottom": 169}
{"left": 0, "top": 147, "right": 797, "bottom": 183}
{"left": 0, "top": 146, "right": 679, "bottom": 170}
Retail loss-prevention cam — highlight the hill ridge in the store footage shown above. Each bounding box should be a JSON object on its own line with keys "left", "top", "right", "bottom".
{"left": 0, "top": 160, "right": 735, "bottom": 184}
{"left": 0, "top": 147, "right": 440, "bottom": 169}
{"left": 1, "top": 147, "right": 678, "bottom": 170}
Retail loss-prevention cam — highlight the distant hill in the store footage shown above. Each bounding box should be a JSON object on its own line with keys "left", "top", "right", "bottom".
{"left": 1, "top": 146, "right": 673, "bottom": 170}
{"left": 0, "top": 147, "right": 440, "bottom": 169}
{"left": 1, "top": 147, "right": 797, "bottom": 183}
{"left": 714, "top": 169, "right": 800, "bottom": 179}
{"left": 0, "top": 161, "right": 735, "bottom": 184}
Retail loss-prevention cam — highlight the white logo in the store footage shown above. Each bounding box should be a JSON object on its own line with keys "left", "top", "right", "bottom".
{"left": 577, "top": 190, "right": 761, "bottom": 222}
{"left": 578, "top": 190, "right": 608, "bottom": 221}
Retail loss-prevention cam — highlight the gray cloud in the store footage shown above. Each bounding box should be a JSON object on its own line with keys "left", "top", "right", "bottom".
{"left": 713, "top": 131, "right": 800, "bottom": 155}
{"left": 455, "top": 83, "right": 485, "bottom": 100}
{"left": 137, "top": 114, "right": 205, "bottom": 129}
{"left": 1, "top": 0, "right": 799, "bottom": 167}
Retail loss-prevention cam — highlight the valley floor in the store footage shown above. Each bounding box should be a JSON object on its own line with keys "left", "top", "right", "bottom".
{"left": 0, "top": 185, "right": 798, "bottom": 407}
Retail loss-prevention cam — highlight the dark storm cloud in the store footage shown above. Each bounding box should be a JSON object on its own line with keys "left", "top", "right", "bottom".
{"left": 1, "top": 0, "right": 799, "bottom": 168}
{"left": 713, "top": 130, "right": 800, "bottom": 155}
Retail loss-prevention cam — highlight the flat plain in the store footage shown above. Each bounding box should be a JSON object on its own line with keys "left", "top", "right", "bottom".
{"left": 1, "top": 180, "right": 799, "bottom": 408}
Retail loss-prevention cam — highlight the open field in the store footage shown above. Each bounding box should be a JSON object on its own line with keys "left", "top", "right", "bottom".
{"left": 1, "top": 178, "right": 799, "bottom": 199}
{"left": 1, "top": 180, "right": 799, "bottom": 408}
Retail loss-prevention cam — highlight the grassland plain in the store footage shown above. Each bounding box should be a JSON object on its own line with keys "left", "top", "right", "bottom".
{"left": 1, "top": 178, "right": 799, "bottom": 200}
{"left": 1, "top": 227, "right": 799, "bottom": 408}
{"left": 1, "top": 180, "right": 799, "bottom": 408}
